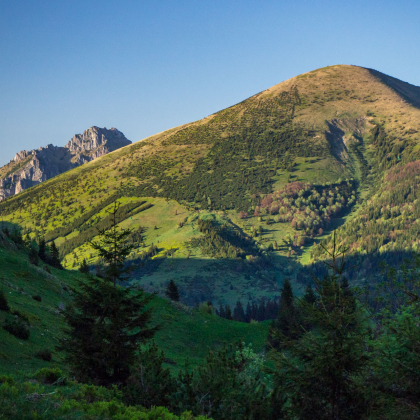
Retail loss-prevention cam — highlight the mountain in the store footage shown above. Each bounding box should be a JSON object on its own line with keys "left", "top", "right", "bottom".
{"left": 0, "top": 126, "right": 131, "bottom": 201}
{"left": 1, "top": 65, "right": 420, "bottom": 306}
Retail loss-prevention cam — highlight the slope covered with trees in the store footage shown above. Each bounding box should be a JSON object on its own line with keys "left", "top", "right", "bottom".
{"left": 1, "top": 65, "right": 420, "bottom": 305}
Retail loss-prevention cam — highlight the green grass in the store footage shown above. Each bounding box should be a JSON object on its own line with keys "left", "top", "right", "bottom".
{"left": 0, "top": 235, "right": 269, "bottom": 377}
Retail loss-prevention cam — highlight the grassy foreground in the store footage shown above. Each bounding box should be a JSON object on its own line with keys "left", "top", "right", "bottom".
{"left": 0, "top": 232, "right": 269, "bottom": 377}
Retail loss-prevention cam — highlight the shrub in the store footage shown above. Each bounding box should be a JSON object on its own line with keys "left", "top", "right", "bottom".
{"left": 0, "top": 375, "right": 15, "bottom": 386}
{"left": 35, "top": 349, "right": 52, "bottom": 362}
{"left": 32, "top": 295, "right": 42, "bottom": 302}
{"left": 34, "top": 367, "right": 64, "bottom": 384}
{"left": 198, "top": 302, "right": 213, "bottom": 314}
{"left": 238, "top": 211, "right": 248, "bottom": 219}
{"left": 0, "top": 290, "right": 10, "bottom": 312}
{"left": 3, "top": 318, "right": 30, "bottom": 340}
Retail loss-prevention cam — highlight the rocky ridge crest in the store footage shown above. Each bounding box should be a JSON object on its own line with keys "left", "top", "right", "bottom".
{"left": 0, "top": 126, "right": 131, "bottom": 201}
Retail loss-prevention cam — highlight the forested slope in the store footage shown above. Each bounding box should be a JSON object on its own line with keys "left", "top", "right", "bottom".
{"left": 1, "top": 65, "right": 420, "bottom": 304}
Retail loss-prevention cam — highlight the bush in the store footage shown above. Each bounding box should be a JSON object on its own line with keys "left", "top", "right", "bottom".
{"left": 35, "top": 349, "right": 52, "bottom": 362}
{"left": 32, "top": 295, "right": 42, "bottom": 302}
{"left": 0, "top": 375, "right": 15, "bottom": 386}
{"left": 34, "top": 367, "right": 64, "bottom": 384}
{"left": 2, "top": 318, "right": 30, "bottom": 339}
{"left": 198, "top": 302, "right": 213, "bottom": 314}
{"left": 0, "top": 290, "right": 10, "bottom": 312}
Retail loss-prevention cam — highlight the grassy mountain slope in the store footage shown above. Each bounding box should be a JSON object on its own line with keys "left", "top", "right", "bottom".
{"left": 1, "top": 65, "right": 420, "bottom": 305}
{"left": 0, "top": 232, "right": 268, "bottom": 376}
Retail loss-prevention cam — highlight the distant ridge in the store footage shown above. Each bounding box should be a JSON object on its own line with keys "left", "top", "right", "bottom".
{"left": 0, "top": 126, "right": 131, "bottom": 201}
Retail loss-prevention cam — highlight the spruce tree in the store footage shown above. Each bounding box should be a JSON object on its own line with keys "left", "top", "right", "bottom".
{"left": 245, "top": 302, "right": 252, "bottom": 323}
{"left": 251, "top": 302, "right": 258, "bottom": 321}
{"left": 257, "top": 300, "right": 266, "bottom": 321}
{"left": 225, "top": 304, "right": 232, "bottom": 320}
{"left": 233, "top": 301, "right": 245, "bottom": 322}
{"left": 165, "top": 279, "right": 180, "bottom": 302}
{"left": 59, "top": 201, "right": 158, "bottom": 386}
{"left": 38, "top": 238, "right": 47, "bottom": 262}
{"left": 50, "top": 241, "right": 63, "bottom": 269}
{"left": 302, "top": 283, "right": 317, "bottom": 305}
{"left": 269, "top": 234, "right": 371, "bottom": 419}
{"left": 28, "top": 247, "right": 38, "bottom": 266}
{"left": 79, "top": 258, "right": 90, "bottom": 274}
{"left": 267, "top": 278, "right": 302, "bottom": 350}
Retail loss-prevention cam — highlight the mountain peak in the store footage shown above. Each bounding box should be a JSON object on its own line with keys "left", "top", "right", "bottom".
{"left": 0, "top": 126, "right": 131, "bottom": 201}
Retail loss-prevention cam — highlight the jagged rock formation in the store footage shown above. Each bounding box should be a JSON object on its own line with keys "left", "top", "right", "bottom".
{"left": 0, "top": 127, "right": 131, "bottom": 200}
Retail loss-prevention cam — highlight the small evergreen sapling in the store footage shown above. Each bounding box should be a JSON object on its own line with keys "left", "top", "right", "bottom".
{"left": 165, "top": 280, "right": 180, "bottom": 302}
{"left": 79, "top": 258, "right": 90, "bottom": 274}
{"left": 38, "top": 238, "right": 47, "bottom": 262}
{"left": 50, "top": 241, "right": 63, "bottom": 269}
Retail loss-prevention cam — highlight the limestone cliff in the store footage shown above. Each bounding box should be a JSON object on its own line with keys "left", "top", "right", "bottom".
{"left": 0, "top": 127, "right": 131, "bottom": 200}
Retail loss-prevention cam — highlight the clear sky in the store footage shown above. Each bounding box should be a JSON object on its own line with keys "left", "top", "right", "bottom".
{"left": 1, "top": 0, "right": 419, "bottom": 167}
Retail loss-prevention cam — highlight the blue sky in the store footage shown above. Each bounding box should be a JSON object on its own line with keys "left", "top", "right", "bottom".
{"left": 1, "top": 0, "right": 419, "bottom": 166}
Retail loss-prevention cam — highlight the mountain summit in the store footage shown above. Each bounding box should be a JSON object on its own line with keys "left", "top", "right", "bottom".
{"left": 0, "top": 126, "right": 131, "bottom": 200}
{"left": 1, "top": 65, "right": 420, "bottom": 305}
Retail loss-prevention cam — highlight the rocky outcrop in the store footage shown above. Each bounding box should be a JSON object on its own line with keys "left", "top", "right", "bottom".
{"left": 0, "top": 127, "right": 131, "bottom": 201}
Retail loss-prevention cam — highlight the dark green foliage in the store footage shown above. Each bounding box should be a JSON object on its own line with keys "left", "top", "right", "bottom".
{"left": 124, "top": 342, "right": 176, "bottom": 408}
{"left": 79, "top": 258, "right": 90, "bottom": 274}
{"left": 190, "top": 218, "right": 259, "bottom": 259}
{"left": 35, "top": 349, "right": 52, "bottom": 362}
{"left": 302, "top": 283, "right": 317, "bottom": 305}
{"left": 0, "top": 290, "right": 10, "bottom": 312}
{"left": 259, "top": 179, "right": 357, "bottom": 234}
{"left": 123, "top": 86, "right": 328, "bottom": 211}
{"left": 267, "top": 278, "right": 302, "bottom": 350}
{"left": 268, "top": 235, "right": 371, "bottom": 419}
{"left": 32, "top": 295, "right": 42, "bottom": 302}
{"left": 0, "top": 377, "right": 209, "bottom": 419}
{"left": 3, "top": 318, "right": 30, "bottom": 340}
{"left": 370, "top": 256, "right": 420, "bottom": 416}
{"left": 59, "top": 267, "right": 157, "bottom": 387}
{"left": 38, "top": 237, "right": 47, "bottom": 262}
{"left": 8, "top": 228, "right": 23, "bottom": 245}
{"left": 233, "top": 301, "right": 245, "bottom": 322}
{"left": 312, "top": 159, "right": 420, "bottom": 276}
{"left": 28, "top": 246, "right": 38, "bottom": 266}
{"left": 138, "top": 243, "right": 159, "bottom": 261}
{"left": 43, "top": 193, "right": 121, "bottom": 242}
{"left": 173, "top": 344, "right": 272, "bottom": 419}
{"left": 58, "top": 201, "right": 152, "bottom": 256}
{"left": 90, "top": 202, "right": 135, "bottom": 286}
{"left": 34, "top": 367, "right": 64, "bottom": 384}
{"left": 59, "top": 201, "right": 158, "bottom": 386}
{"left": 49, "top": 240, "right": 62, "bottom": 269}
{"left": 165, "top": 280, "right": 180, "bottom": 302}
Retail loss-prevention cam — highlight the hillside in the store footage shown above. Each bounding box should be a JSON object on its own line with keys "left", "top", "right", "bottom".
{"left": 1, "top": 65, "right": 420, "bottom": 306}
{"left": 0, "top": 230, "right": 268, "bottom": 376}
